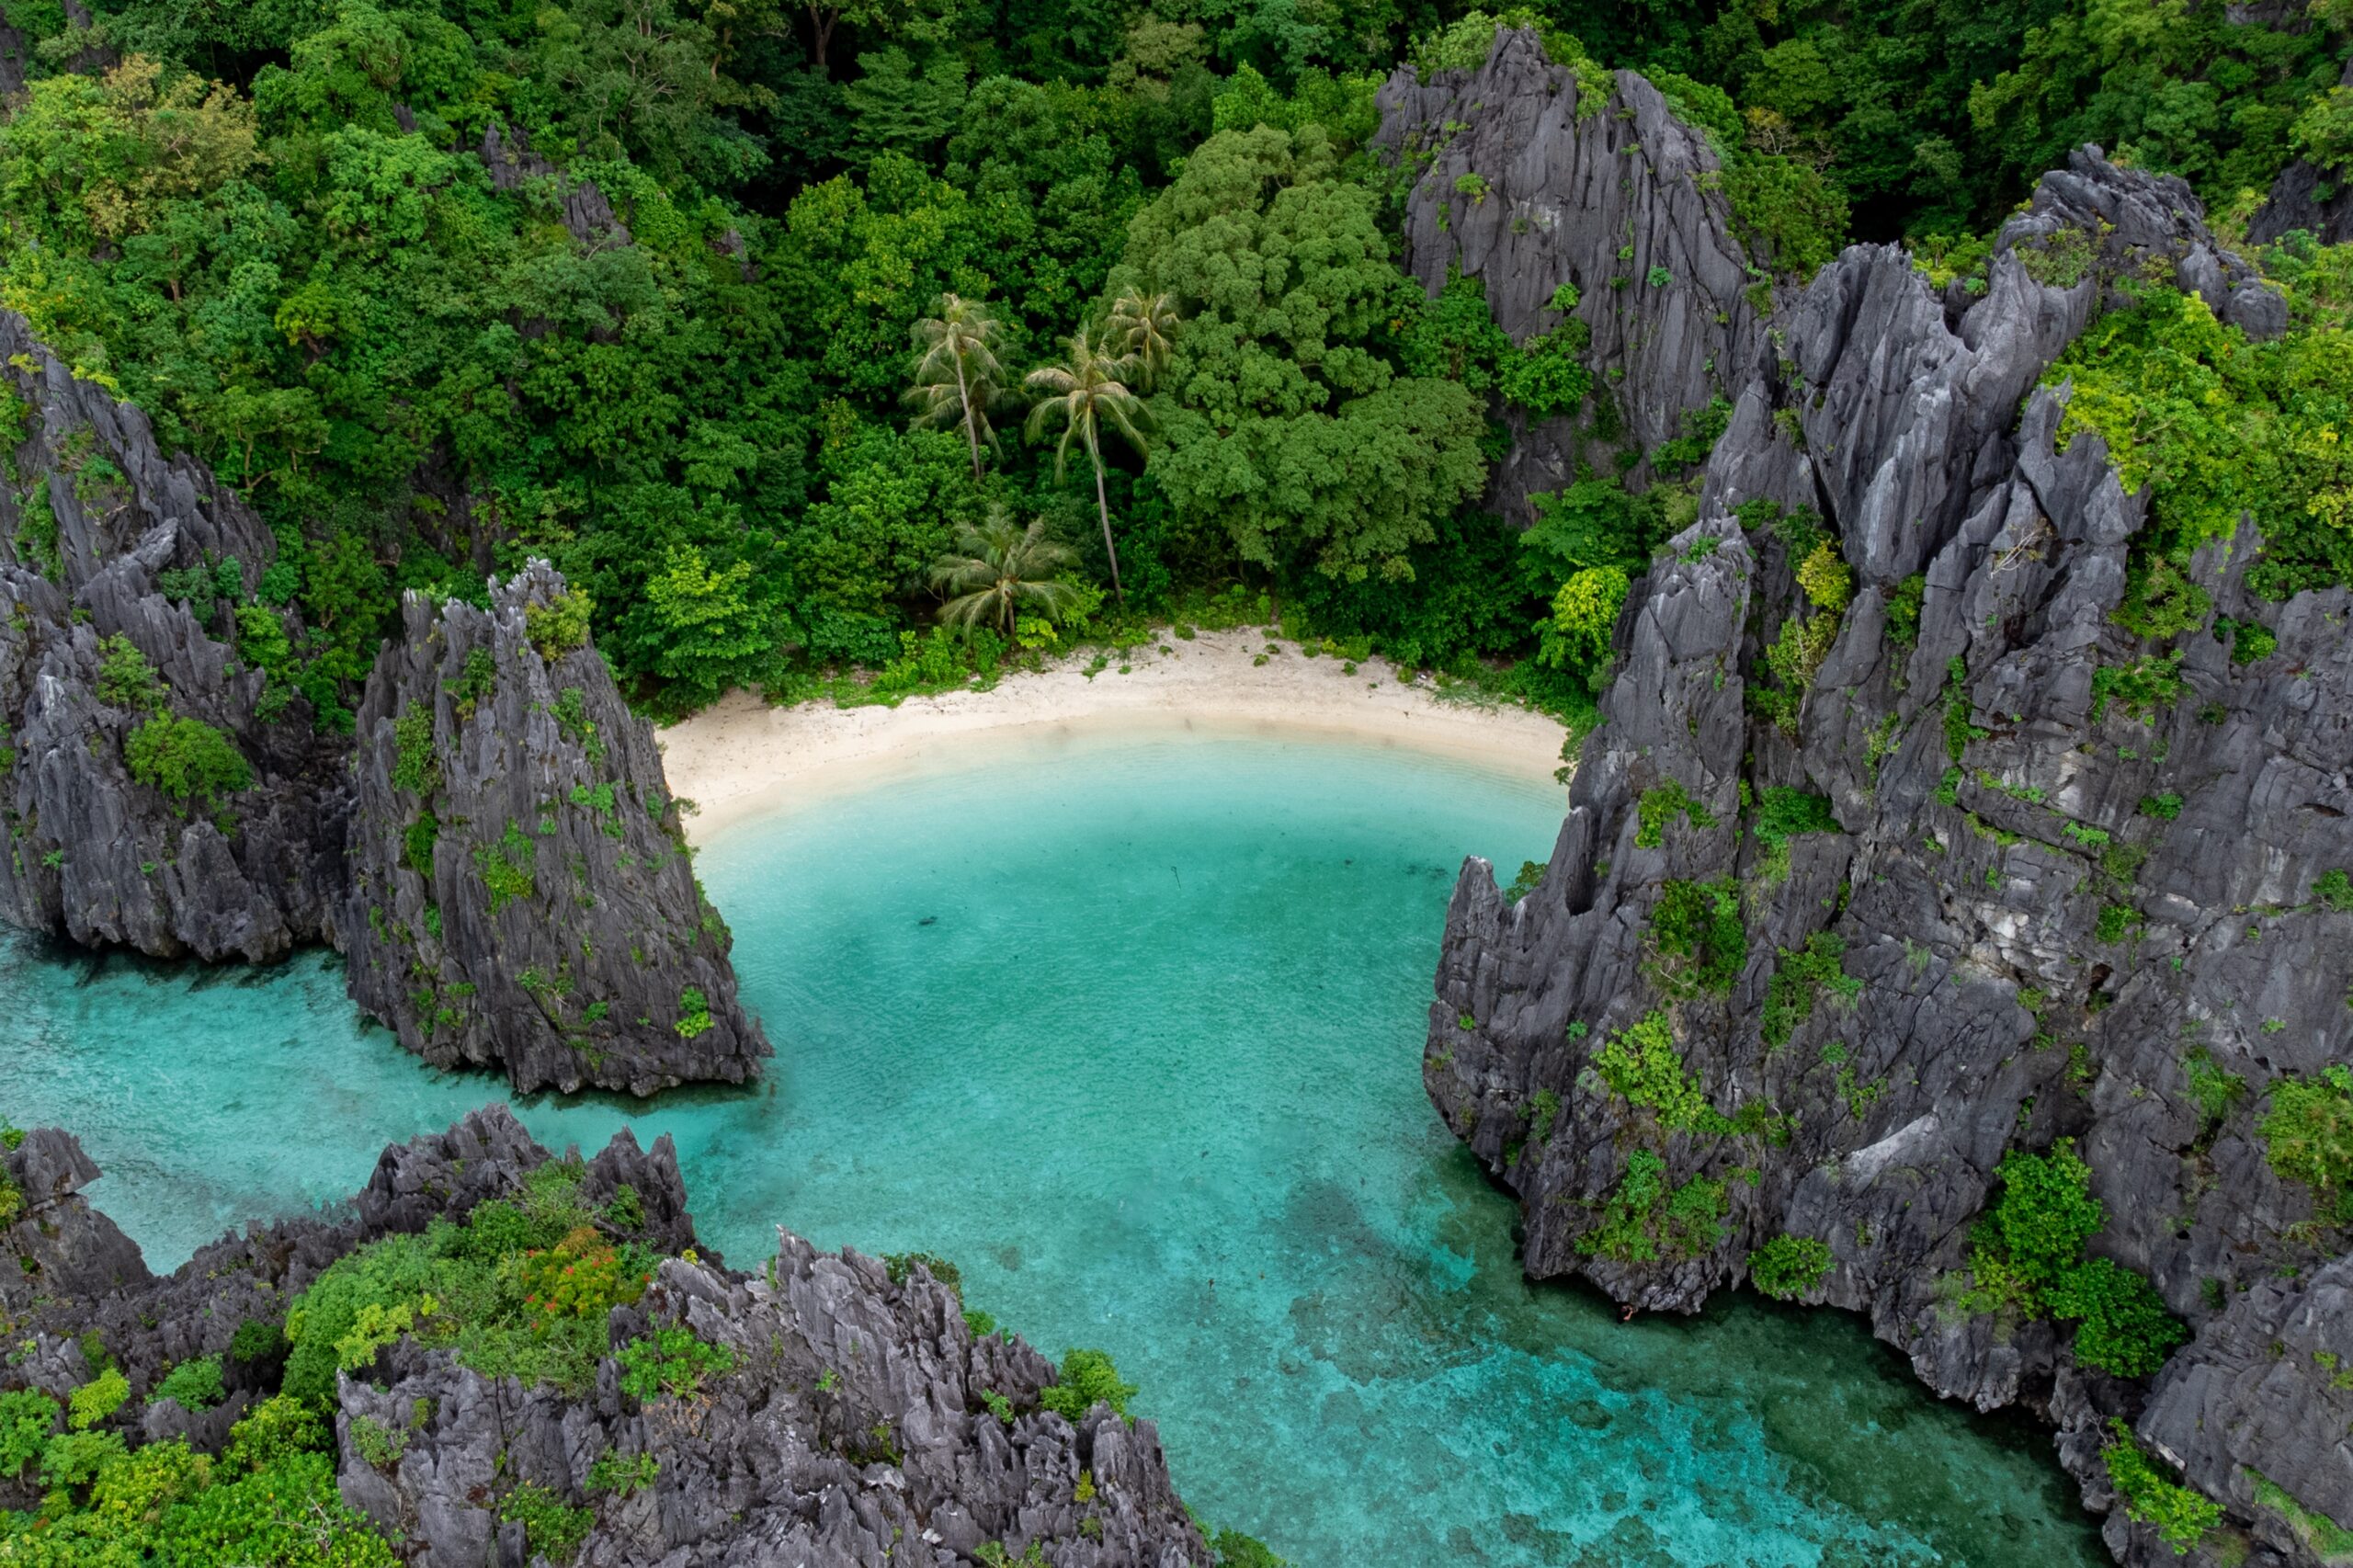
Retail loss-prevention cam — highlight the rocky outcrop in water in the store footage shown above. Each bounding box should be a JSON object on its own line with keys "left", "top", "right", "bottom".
{"left": 1375, "top": 28, "right": 1769, "bottom": 520}
{"left": 0, "top": 313, "right": 765, "bottom": 1090}
{"left": 1415, "top": 77, "right": 2346, "bottom": 1566}
{"left": 343, "top": 562, "right": 768, "bottom": 1095}
{"left": 0, "top": 310, "right": 349, "bottom": 961}
{"left": 0, "top": 1108, "right": 1213, "bottom": 1566}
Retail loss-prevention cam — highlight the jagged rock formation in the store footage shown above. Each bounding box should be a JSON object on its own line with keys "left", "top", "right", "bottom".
{"left": 0, "top": 314, "right": 766, "bottom": 1089}
{"left": 1375, "top": 28, "right": 1770, "bottom": 521}
{"left": 2248, "top": 61, "right": 2353, "bottom": 246}
{"left": 1420, "top": 115, "right": 2347, "bottom": 1568}
{"left": 0, "top": 1108, "right": 1211, "bottom": 1564}
{"left": 0, "top": 310, "right": 349, "bottom": 960}
{"left": 344, "top": 562, "right": 768, "bottom": 1095}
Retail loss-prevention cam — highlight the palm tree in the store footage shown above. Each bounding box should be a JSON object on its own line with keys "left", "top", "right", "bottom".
{"left": 906, "top": 293, "right": 1010, "bottom": 481}
{"left": 1106, "top": 288, "right": 1180, "bottom": 392}
{"left": 931, "top": 511, "right": 1083, "bottom": 636}
{"left": 1024, "top": 328, "right": 1151, "bottom": 607}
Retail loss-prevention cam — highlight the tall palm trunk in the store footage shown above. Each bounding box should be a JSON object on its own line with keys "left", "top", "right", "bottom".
{"left": 954, "top": 358, "right": 983, "bottom": 480}
{"left": 1086, "top": 423, "right": 1124, "bottom": 607}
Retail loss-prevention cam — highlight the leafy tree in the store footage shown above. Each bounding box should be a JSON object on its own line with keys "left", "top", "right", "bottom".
{"left": 124, "top": 715, "right": 251, "bottom": 802}
{"left": 1025, "top": 326, "right": 1152, "bottom": 606}
{"left": 906, "top": 292, "right": 1012, "bottom": 480}
{"left": 930, "top": 511, "right": 1084, "bottom": 634}
{"left": 1106, "top": 287, "right": 1181, "bottom": 390}
{"left": 1115, "top": 123, "right": 1487, "bottom": 588}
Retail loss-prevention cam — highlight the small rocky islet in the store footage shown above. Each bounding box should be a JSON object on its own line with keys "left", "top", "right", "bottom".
{"left": 0, "top": 17, "right": 2347, "bottom": 1568}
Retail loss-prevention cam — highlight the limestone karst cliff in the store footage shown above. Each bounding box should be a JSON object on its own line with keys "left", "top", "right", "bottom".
{"left": 1410, "top": 32, "right": 2347, "bottom": 1568}
{"left": 343, "top": 562, "right": 767, "bottom": 1095}
{"left": 0, "top": 311, "right": 768, "bottom": 1089}
{"left": 0, "top": 1108, "right": 1210, "bottom": 1564}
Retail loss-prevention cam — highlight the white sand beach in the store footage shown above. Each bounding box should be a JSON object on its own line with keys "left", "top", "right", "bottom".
{"left": 657, "top": 629, "right": 1573, "bottom": 842}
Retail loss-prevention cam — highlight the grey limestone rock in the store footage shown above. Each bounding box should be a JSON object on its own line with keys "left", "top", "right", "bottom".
{"left": 0, "top": 1108, "right": 1213, "bottom": 1567}
{"left": 0, "top": 309, "right": 349, "bottom": 961}
{"left": 1375, "top": 27, "right": 1769, "bottom": 522}
{"left": 1422, "top": 119, "right": 2344, "bottom": 1566}
{"left": 341, "top": 560, "right": 769, "bottom": 1095}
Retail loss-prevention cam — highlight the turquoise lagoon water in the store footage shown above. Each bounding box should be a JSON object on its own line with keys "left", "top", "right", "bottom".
{"left": 0, "top": 723, "right": 2106, "bottom": 1567}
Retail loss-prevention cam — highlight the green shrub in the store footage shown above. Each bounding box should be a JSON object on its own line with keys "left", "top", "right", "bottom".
{"left": 1748, "top": 1235, "right": 1834, "bottom": 1300}
{"left": 2259, "top": 1063, "right": 2353, "bottom": 1221}
{"left": 229, "top": 1316, "right": 289, "bottom": 1366}
{"left": 125, "top": 715, "right": 250, "bottom": 802}
{"left": 1759, "top": 934, "right": 1857, "bottom": 1048}
{"left": 1634, "top": 779, "right": 1715, "bottom": 848}
{"left": 404, "top": 811, "right": 440, "bottom": 877}
{"left": 617, "top": 1325, "right": 735, "bottom": 1403}
{"left": 2046, "top": 1257, "right": 2188, "bottom": 1377}
{"left": 1594, "top": 1012, "right": 1727, "bottom": 1132}
{"left": 525, "top": 588, "right": 595, "bottom": 661}
{"left": 499, "top": 1481, "right": 594, "bottom": 1562}
{"left": 1981, "top": 1140, "right": 2105, "bottom": 1285}
{"left": 474, "top": 824, "right": 537, "bottom": 913}
{"left": 2101, "top": 1419, "right": 2219, "bottom": 1553}
{"left": 1039, "top": 1347, "right": 1137, "bottom": 1422}
{"left": 1646, "top": 879, "right": 1745, "bottom": 997}
{"left": 676, "top": 986, "right": 714, "bottom": 1038}
{"left": 587, "top": 1446, "right": 660, "bottom": 1495}
{"left": 391, "top": 700, "right": 438, "bottom": 794}
{"left": 96, "top": 634, "right": 165, "bottom": 710}
{"left": 1504, "top": 859, "right": 1548, "bottom": 900}
{"left": 1884, "top": 573, "right": 1926, "bottom": 647}
{"left": 1212, "top": 1528, "right": 1291, "bottom": 1566}
{"left": 2090, "top": 653, "right": 2185, "bottom": 724}
{"left": 2182, "top": 1049, "right": 2246, "bottom": 1131}
{"left": 449, "top": 646, "right": 497, "bottom": 719}
{"left": 0, "top": 1389, "right": 59, "bottom": 1476}
{"left": 1576, "top": 1150, "right": 1725, "bottom": 1262}
{"left": 67, "top": 1367, "right": 129, "bottom": 1430}
{"left": 2316, "top": 869, "right": 2353, "bottom": 911}
{"left": 154, "top": 1355, "right": 226, "bottom": 1412}
{"left": 1526, "top": 1088, "right": 1561, "bottom": 1145}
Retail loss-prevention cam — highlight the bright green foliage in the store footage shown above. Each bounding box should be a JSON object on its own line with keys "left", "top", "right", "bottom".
{"left": 1646, "top": 879, "right": 1745, "bottom": 997}
{"left": 68, "top": 1368, "right": 129, "bottom": 1431}
{"left": 95, "top": 634, "right": 165, "bottom": 711}
{"left": 1118, "top": 124, "right": 1488, "bottom": 586}
{"left": 2101, "top": 1420, "right": 2220, "bottom": 1553}
{"left": 1526, "top": 1088, "right": 1562, "bottom": 1145}
{"left": 1040, "top": 1347, "right": 1139, "bottom": 1421}
{"left": 2250, "top": 1471, "right": 2353, "bottom": 1560}
{"left": 1594, "top": 1012, "right": 1730, "bottom": 1133}
{"left": 1759, "top": 934, "right": 1858, "bottom": 1048}
{"left": 1211, "top": 1530, "right": 1291, "bottom": 1568}
{"left": 2090, "top": 653, "right": 2185, "bottom": 724}
{"left": 1634, "top": 779, "right": 1715, "bottom": 848}
{"left": 1795, "top": 541, "right": 1852, "bottom": 613}
{"left": 587, "top": 1447, "right": 660, "bottom": 1496}
{"left": 1884, "top": 573, "right": 1926, "bottom": 647}
{"left": 1747, "top": 1234, "right": 1834, "bottom": 1300}
{"left": 526, "top": 591, "right": 596, "bottom": 663}
{"left": 474, "top": 824, "right": 537, "bottom": 913}
{"left": 391, "top": 702, "right": 438, "bottom": 795}
{"left": 1963, "top": 1140, "right": 2186, "bottom": 1374}
{"left": 2318, "top": 869, "right": 2353, "bottom": 911}
{"left": 0, "top": 1390, "right": 60, "bottom": 1477}
{"left": 124, "top": 715, "right": 250, "bottom": 802}
{"left": 2052, "top": 288, "right": 2353, "bottom": 609}
{"left": 1752, "top": 787, "right": 1839, "bottom": 862}
{"left": 617, "top": 1325, "right": 736, "bottom": 1403}
{"left": 2182, "top": 1049, "right": 2246, "bottom": 1132}
{"left": 676, "top": 986, "right": 715, "bottom": 1038}
{"left": 153, "top": 1355, "right": 225, "bottom": 1412}
{"left": 2260, "top": 1063, "right": 2353, "bottom": 1223}
{"left": 1576, "top": 1149, "right": 1727, "bottom": 1262}
{"left": 499, "top": 1482, "right": 595, "bottom": 1562}
{"left": 1540, "top": 566, "right": 1629, "bottom": 676}
{"left": 1499, "top": 329, "right": 1595, "bottom": 419}
{"left": 287, "top": 1159, "right": 660, "bottom": 1404}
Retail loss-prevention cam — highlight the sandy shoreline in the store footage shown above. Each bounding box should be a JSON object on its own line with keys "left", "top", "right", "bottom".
{"left": 656, "top": 629, "right": 1572, "bottom": 843}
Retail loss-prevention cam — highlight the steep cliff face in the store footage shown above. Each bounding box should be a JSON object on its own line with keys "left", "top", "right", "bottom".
{"left": 1423, "top": 135, "right": 2348, "bottom": 1566}
{"left": 0, "top": 310, "right": 348, "bottom": 961}
{"left": 0, "top": 1109, "right": 1211, "bottom": 1565}
{"left": 1375, "top": 28, "right": 1769, "bottom": 521}
{"left": 2248, "top": 61, "right": 2353, "bottom": 246}
{"left": 343, "top": 562, "right": 769, "bottom": 1095}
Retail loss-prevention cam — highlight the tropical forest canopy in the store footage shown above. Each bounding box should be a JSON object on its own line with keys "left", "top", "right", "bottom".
{"left": 0, "top": 0, "right": 2346, "bottom": 720}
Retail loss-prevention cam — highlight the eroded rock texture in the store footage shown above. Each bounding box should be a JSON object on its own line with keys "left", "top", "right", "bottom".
{"left": 0, "top": 310, "right": 349, "bottom": 960}
{"left": 1375, "top": 28, "right": 1768, "bottom": 520}
{"left": 1417, "top": 102, "right": 2347, "bottom": 1568}
{"left": 0, "top": 1108, "right": 1211, "bottom": 1566}
{"left": 343, "top": 562, "right": 768, "bottom": 1095}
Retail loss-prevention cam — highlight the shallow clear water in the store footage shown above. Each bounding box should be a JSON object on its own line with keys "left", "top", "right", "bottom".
{"left": 0, "top": 723, "right": 2106, "bottom": 1566}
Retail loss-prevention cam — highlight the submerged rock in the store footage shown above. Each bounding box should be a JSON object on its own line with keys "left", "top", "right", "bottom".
{"left": 343, "top": 562, "right": 769, "bottom": 1095}
{"left": 0, "top": 1108, "right": 1212, "bottom": 1565}
{"left": 1412, "top": 65, "right": 2342, "bottom": 1567}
